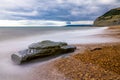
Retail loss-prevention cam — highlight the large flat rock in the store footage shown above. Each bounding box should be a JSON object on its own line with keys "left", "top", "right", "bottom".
{"left": 11, "top": 40, "right": 76, "bottom": 64}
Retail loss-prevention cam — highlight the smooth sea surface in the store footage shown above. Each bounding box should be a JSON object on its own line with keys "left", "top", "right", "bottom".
{"left": 0, "top": 27, "right": 99, "bottom": 41}
{"left": 0, "top": 26, "right": 116, "bottom": 80}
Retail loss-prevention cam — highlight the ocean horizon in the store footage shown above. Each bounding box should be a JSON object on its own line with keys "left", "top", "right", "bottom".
{"left": 0, "top": 24, "right": 93, "bottom": 27}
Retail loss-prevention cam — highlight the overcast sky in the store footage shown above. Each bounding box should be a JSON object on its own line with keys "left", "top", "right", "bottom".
{"left": 0, "top": 0, "right": 120, "bottom": 26}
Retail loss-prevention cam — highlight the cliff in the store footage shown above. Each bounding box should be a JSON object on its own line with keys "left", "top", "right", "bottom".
{"left": 94, "top": 7, "right": 120, "bottom": 26}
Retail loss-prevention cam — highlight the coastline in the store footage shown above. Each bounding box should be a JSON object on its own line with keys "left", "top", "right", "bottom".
{"left": 0, "top": 26, "right": 120, "bottom": 80}
{"left": 28, "top": 26, "right": 120, "bottom": 80}
{"left": 54, "top": 43, "right": 120, "bottom": 80}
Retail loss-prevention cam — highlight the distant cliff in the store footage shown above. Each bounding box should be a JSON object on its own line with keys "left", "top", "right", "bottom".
{"left": 94, "top": 7, "right": 120, "bottom": 26}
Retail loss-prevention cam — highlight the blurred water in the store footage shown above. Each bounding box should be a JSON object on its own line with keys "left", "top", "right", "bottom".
{"left": 0, "top": 27, "right": 97, "bottom": 41}
{"left": 0, "top": 26, "right": 113, "bottom": 80}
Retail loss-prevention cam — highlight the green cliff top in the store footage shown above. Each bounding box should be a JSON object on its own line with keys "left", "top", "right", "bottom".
{"left": 94, "top": 7, "right": 120, "bottom": 26}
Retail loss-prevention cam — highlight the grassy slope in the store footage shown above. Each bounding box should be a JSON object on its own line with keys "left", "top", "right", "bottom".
{"left": 94, "top": 8, "right": 120, "bottom": 26}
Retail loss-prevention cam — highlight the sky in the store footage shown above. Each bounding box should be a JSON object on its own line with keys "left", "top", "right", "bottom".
{"left": 0, "top": 0, "right": 120, "bottom": 26}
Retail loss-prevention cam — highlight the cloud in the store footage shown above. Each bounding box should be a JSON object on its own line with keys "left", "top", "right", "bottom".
{"left": 71, "top": 21, "right": 93, "bottom": 25}
{"left": 0, "top": 0, "right": 120, "bottom": 21}
{"left": 0, "top": 0, "right": 38, "bottom": 19}
{"left": 0, "top": 20, "right": 94, "bottom": 26}
{"left": 0, "top": 20, "right": 66, "bottom": 26}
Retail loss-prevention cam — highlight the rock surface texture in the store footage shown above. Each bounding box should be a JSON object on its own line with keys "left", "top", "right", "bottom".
{"left": 94, "top": 7, "right": 120, "bottom": 26}
{"left": 11, "top": 40, "right": 76, "bottom": 64}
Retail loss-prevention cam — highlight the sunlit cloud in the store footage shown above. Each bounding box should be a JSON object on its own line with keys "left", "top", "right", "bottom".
{"left": 0, "top": 20, "right": 66, "bottom": 26}
{"left": 0, "top": 20, "right": 94, "bottom": 26}
{"left": 71, "top": 21, "right": 93, "bottom": 25}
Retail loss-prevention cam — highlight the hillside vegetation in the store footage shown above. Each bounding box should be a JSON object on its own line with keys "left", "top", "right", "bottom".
{"left": 94, "top": 7, "right": 120, "bottom": 26}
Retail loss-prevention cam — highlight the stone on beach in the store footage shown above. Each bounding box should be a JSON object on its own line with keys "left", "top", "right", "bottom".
{"left": 90, "top": 47, "right": 102, "bottom": 52}
{"left": 11, "top": 40, "right": 76, "bottom": 64}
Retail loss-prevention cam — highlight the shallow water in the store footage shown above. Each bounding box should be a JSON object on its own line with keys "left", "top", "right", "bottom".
{"left": 0, "top": 27, "right": 117, "bottom": 80}
{"left": 0, "top": 27, "right": 96, "bottom": 41}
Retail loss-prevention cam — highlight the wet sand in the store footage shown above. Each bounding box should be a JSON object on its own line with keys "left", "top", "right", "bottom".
{"left": 0, "top": 26, "right": 120, "bottom": 80}
{"left": 28, "top": 26, "right": 120, "bottom": 80}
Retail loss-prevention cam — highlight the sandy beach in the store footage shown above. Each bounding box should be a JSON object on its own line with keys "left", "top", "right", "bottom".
{"left": 27, "top": 26, "right": 120, "bottom": 80}
{"left": 1, "top": 0, "right": 120, "bottom": 80}
{"left": 0, "top": 26, "right": 120, "bottom": 80}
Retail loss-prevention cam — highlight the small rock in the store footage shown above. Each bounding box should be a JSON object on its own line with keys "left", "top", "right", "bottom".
{"left": 90, "top": 48, "right": 102, "bottom": 52}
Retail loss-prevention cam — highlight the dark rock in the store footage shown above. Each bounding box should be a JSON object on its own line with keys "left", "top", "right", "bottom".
{"left": 29, "top": 40, "right": 67, "bottom": 49}
{"left": 11, "top": 40, "right": 76, "bottom": 64}
{"left": 90, "top": 47, "right": 102, "bottom": 52}
{"left": 61, "top": 45, "right": 76, "bottom": 52}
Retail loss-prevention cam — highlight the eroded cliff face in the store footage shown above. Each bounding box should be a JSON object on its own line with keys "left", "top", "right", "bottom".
{"left": 94, "top": 7, "right": 120, "bottom": 26}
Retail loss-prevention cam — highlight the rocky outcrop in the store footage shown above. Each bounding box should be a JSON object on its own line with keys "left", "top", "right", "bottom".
{"left": 11, "top": 40, "right": 76, "bottom": 64}
{"left": 94, "top": 7, "right": 120, "bottom": 26}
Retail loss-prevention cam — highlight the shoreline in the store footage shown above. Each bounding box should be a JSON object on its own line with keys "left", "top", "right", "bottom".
{"left": 28, "top": 42, "right": 120, "bottom": 80}
{"left": 53, "top": 26, "right": 120, "bottom": 80}
{"left": 0, "top": 26, "right": 120, "bottom": 80}
{"left": 28, "top": 26, "right": 120, "bottom": 80}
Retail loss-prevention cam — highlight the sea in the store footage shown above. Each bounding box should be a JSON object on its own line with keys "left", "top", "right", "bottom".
{"left": 0, "top": 26, "right": 115, "bottom": 80}
{"left": 0, "top": 26, "right": 105, "bottom": 42}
